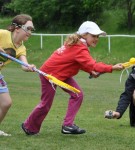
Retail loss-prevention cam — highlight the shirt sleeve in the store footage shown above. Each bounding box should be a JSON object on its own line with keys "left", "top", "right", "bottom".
{"left": 75, "top": 47, "right": 112, "bottom": 73}
{"left": 16, "top": 46, "right": 26, "bottom": 58}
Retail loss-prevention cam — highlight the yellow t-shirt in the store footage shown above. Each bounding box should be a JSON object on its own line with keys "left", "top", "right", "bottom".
{"left": 0, "top": 29, "right": 26, "bottom": 67}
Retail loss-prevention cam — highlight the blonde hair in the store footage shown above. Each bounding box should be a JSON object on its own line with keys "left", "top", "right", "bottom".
{"left": 64, "top": 33, "right": 89, "bottom": 46}
{"left": 64, "top": 33, "right": 82, "bottom": 46}
{"left": 7, "top": 14, "right": 33, "bottom": 32}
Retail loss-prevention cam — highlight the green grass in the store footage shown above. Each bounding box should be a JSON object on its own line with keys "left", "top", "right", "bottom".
{"left": 0, "top": 16, "right": 11, "bottom": 29}
{"left": 0, "top": 67, "right": 135, "bottom": 150}
{"left": 1, "top": 12, "right": 135, "bottom": 149}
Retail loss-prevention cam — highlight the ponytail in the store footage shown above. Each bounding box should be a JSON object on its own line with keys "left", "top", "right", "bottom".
{"left": 64, "top": 33, "right": 82, "bottom": 46}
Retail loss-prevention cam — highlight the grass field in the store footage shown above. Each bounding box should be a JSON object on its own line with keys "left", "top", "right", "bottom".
{"left": 1, "top": 14, "right": 135, "bottom": 150}
{"left": 0, "top": 66, "right": 135, "bottom": 150}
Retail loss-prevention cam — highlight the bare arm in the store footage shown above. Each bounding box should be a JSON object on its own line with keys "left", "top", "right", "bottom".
{"left": 19, "top": 55, "right": 36, "bottom": 72}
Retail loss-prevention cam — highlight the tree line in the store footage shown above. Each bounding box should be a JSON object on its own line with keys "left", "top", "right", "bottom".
{"left": 0, "top": 0, "right": 135, "bottom": 32}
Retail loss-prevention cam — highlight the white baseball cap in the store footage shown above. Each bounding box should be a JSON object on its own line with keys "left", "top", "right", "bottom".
{"left": 77, "top": 21, "right": 106, "bottom": 36}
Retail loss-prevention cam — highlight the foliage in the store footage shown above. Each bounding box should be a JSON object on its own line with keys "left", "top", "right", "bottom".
{"left": 5, "top": 0, "right": 106, "bottom": 32}
{"left": 0, "top": 0, "right": 14, "bottom": 16}
{"left": 108, "top": 0, "right": 135, "bottom": 30}
{"left": 2, "top": 0, "right": 135, "bottom": 31}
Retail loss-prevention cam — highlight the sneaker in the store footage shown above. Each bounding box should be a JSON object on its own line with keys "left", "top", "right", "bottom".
{"left": 0, "top": 130, "right": 11, "bottom": 136}
{"left": 21, "top": 123, "right": 38, "bottom": 135}
{"left": 61, "top": 124, "right": 86, "bottom": 134}
{"left": 104, "top": 110, "right": 113, "bottom": 119}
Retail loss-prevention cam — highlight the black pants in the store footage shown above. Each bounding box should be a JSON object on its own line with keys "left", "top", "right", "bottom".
{"left": 129, "top": 100, "right": 135, "bottom": 126}
{"left": 116, "top": 67, "right": 135, "bottom": 126}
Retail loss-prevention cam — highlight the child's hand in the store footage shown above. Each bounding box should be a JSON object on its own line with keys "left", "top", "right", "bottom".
{"left": 105, "top": 110, "right": 120, "bottom": 119}
{"left": 0, "top": 48, "right": 5, "bottom": 53}
{"left": 0, "top": 62, "right": 4, "bottom": 67}
{"left": 112, "top": 63, "right": 124, "bottom": 71}
{"left": 22, "top": 64, "right": 36, "bottom": 72}
{"left": 89, "top": 71, "right": 101, "bottom": 78}
{"left": 27, "top": 64, "right": 36, "bottom": 72}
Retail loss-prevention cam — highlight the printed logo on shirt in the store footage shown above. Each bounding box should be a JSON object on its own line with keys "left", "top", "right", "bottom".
{"left": 57, "top": 45, "right": 66, "bottom": 54}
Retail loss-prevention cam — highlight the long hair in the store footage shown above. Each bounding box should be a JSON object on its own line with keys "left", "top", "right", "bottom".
{"left": 7, "top": 14, "right": 32, "bottom": 32}
{"left": 64, "top": 33, "right": 82, "bottom": 46}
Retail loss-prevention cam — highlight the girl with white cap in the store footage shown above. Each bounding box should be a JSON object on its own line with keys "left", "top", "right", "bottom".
{"left": 22, "top": 21, "right": 124, "bottom": 135}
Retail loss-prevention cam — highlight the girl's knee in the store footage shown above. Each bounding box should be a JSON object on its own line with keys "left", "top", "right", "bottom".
{"left": 72, "top": 91, "right": 84, "bottom": 100}
{"left": 78, "top": 91, "right": 84, "bottom": 99}
{"left": 2, "top": 99, "right": 12, "bottom": 109}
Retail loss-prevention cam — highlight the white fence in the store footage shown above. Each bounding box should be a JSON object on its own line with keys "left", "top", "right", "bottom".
{"left": 32, "top": 33, "right": 135, "bottom": 53}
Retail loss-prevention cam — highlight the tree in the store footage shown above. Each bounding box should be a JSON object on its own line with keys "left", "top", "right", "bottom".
{"left": 0, "top": 0, "right": 13, "bottom": 15}
{"left": 108, "top": 0, "right": 135, "bottom": 30}
{"left": 126, "top": 0, "right": 135, "bottom": 30}
{"left": 6, "top": 0, "right": 106, "bottom": 32}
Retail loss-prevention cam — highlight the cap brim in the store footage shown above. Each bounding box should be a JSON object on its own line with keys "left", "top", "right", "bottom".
{"left": 90, "top": 30, "right": 106, "bottom": 36}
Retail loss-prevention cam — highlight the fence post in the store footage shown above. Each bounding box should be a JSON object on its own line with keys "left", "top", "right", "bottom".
{"left": 108, "top": 36, "right": 111, "bottom": 53}
{"left": 61, "top": 35, "right": 63, "bottom": 46}
{"left": 41, "top": 34, "right": 43, "bottom": 49}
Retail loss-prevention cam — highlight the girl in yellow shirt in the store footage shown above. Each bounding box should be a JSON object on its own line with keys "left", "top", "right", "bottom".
{"left": 0, "top": 14, "right": 36, "bottom": 136}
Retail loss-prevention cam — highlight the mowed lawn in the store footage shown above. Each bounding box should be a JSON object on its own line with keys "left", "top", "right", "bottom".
{"left": 0, "top": 66, "right": 135, "bottom": 150}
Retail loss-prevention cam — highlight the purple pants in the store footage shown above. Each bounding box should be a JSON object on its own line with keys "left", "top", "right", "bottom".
{"left": 24, "top": 75, "right": 83, "bottom": 133}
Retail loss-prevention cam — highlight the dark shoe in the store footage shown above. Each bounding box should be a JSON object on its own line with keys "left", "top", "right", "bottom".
{"left": 61, "top": 124, "right": 86, "bottom": 134}
{"left": 21, "top": 123, "right": 38, "bottom": 135}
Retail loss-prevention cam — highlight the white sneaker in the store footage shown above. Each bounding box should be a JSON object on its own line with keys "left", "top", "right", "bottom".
{"left": 0, "top": 130, "right": 11, "bottom": 136}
